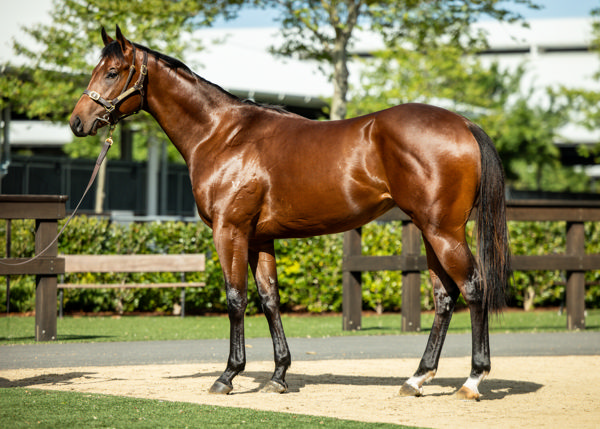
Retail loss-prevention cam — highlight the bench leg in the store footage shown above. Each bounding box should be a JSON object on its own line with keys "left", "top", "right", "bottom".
{"left": 59, "top": 288, "right": 64, "bottom": 319}
{"left": 180, "top": 288, "right": 186, "bottom": 318}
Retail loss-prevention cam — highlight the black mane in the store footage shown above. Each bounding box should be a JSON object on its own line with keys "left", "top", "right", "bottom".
{"left": 101, "top": 41, "right": 194, "bottom": 76}
{"left": 240, "top": 98, "right": 290, "bottom": 115}
{"left": 101, "top": 41, "right": 291, "bottom": 115}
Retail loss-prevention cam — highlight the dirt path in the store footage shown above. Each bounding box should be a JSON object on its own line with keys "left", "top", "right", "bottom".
{"left": 1, "top": 355, "right": 598, "bottom": 428}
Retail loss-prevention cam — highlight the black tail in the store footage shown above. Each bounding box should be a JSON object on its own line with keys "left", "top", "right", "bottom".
{"left": 468, "top": 122, "right": 511, "bottom": 314}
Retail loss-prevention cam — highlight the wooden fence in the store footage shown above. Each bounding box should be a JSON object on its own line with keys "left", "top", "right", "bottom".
{"left": 3, "top": 196, "right": 598, "bottom": 339}
{"left": 342, "top": 200, "right": 600, "bottom": 332}
{"left": 0, "top": 195, "right": 67, "bottom": 341}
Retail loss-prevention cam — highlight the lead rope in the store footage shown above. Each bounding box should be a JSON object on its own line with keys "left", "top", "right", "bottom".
{"left": 0, "top": 126, "right": 115, "bottom": 266}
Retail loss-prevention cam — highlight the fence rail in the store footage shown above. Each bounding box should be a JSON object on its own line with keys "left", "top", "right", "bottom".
{"left": 342, "top": 200, "right": 600, "bottom": 332}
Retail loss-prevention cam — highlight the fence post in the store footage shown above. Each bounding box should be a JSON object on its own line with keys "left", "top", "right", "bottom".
{"left": 342, "top": 228, "right": 362, "bottom": 331}
{"left": 35, "top": 219, "right": 59, "bottom": 341}
{"left": 5, "top": 219, "right": 10, "bottom": 314}
{"left": 566, "top": 221, "right": 585, "bottom": 330}
{"left": 402, "top": 221, "right": 421, "bottom": 332}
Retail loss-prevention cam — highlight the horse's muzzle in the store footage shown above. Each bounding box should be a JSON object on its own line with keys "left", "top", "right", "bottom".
{"left": 70, "top": 115, "right": 87, "bottom": 137}
{"left": 70, "top": 115, "right": 106, "bottom": 137}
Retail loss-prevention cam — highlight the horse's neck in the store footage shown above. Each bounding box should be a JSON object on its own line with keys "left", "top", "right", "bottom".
{"left": 144, "top": 63, "right": 238, "bottom": 161}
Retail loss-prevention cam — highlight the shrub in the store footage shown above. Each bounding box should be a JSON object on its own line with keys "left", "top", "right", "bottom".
{"left": 0, "top": 216, "right": 598, "bottom": 314}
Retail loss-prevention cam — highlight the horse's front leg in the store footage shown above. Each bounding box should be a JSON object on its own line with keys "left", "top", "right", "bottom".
{"left": 209, "top": 224, "right": 250, "bottom": 395}
{"left": 249, "top": 241, "right": 291, "bottom": 393}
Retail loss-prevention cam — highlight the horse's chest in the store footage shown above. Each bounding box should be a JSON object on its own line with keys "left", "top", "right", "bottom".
{"left": 193, "top": 171, "right": 265, "bottom": 227}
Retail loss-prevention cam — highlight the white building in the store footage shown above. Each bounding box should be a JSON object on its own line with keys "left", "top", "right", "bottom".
{"left": 2, "top": 15, "right": 600, "bottom": 161}
{"left": 474, "top": 18, "right": 600, "bottom": 147}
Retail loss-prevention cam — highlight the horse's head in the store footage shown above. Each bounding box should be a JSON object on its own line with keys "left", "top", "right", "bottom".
{"left": 70, "top": 26, "right": 147, "bottom": 137}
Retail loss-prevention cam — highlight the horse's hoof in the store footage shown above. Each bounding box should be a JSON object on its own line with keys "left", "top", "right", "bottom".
{"left": 208, "top": 380, "right": 233, "bottom": 395}
{"left": 261, "top": 380, "right": 288, "bottom": 394}
{"left": 399, "top": 382, "right": 423, "bottom": 397}
{"left": 455, "top": 385, "right": 481, "bottom": 401}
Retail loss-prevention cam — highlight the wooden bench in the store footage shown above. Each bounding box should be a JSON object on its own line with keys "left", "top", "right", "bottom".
{"left": 58, "top": 254, "right": 206, "bottom": 318}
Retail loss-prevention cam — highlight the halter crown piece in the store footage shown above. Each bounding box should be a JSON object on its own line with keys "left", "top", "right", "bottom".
{"left": 83, "top": 44, "right": 148, "bottom": 126}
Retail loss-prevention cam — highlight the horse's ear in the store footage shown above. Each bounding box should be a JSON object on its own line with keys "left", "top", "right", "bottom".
{"left": 101, "top": 26, "right": 113, "bottom": 46}
{"left": 115, "top": 25, "right": 131, "bottom": 53}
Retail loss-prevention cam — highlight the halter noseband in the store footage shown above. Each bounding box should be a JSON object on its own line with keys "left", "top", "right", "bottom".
{"left": 83, "top": 44, "right": 148, "bottom": 125}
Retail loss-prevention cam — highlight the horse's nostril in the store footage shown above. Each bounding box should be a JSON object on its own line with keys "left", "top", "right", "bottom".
{"left": 70, "top": 116, "right": 85, "bottom": 136}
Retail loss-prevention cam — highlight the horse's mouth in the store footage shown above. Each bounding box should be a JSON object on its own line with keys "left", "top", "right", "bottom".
{"left": 90, "top": 117, "right": 108, "bottom": 136}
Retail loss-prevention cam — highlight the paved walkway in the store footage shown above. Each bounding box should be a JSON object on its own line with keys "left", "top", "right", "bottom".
{"left": 2, "top": 331, "right": 599, "bottom": 370}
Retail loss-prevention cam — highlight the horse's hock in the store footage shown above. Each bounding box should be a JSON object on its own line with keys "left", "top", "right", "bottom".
{"left": 342, "top": 200, "right": 600, "bottom": 332}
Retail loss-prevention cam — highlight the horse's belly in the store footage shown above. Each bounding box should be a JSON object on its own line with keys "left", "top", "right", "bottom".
{"left": 254, "top": 195, "right": 395, "bottom": 239}
{"left": 252, "top": 138, "right": 395, "bottom": 239}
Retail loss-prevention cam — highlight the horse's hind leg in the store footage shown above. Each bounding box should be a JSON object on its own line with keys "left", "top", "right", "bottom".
{"left": 400, "top": 237, "right": 460, "bottom": 396}
{"left": 249, "top": 241, "right": 291, "bottom": 393}
{"left": 418, "top": 229, "right": 490, "bottom": 400}
{"left": 455, "top": 270, "right": 490, "bottom": 401}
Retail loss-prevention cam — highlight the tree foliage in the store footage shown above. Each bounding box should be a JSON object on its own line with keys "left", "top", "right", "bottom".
{"left": 0, "top": 0, "right": 243, "bottom": 119}
{"left": 348, "top": 43, "right": 521, "bottom": 115}
{"left": 479, "top": 91, "right": 571, "bottom": 189}
{"left": 348, "top": 31, "right": 579, "bottom": 191}
{"left": 0, "top": 0, "right": 244, "bottom": 161}
{"left": 260, "top": 0, "right": 539, "bottom": 119}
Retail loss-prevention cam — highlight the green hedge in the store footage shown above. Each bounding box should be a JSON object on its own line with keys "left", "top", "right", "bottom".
{"left": 0, "top": 216, "right": 599, "bottom": 314}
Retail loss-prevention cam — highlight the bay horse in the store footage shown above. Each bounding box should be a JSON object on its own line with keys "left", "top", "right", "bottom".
{"left": 70, "top": 26, "right": 510, "bottom": 400}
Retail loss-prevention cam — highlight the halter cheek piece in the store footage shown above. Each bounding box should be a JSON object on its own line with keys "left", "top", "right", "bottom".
{"left": 83, "top": 44, "right": 148, "bottom": 125}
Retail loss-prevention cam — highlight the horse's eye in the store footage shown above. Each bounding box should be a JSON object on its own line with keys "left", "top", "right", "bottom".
{"left": 106, "top": 70, "right": 118, "bottom": 80}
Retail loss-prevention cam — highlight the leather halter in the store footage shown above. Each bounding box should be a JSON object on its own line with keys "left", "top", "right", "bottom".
{"left": 83, "top": 44, "right": 148, "bottom": 125}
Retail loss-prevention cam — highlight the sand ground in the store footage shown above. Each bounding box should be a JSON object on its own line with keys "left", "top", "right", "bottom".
{"left": 2, "top": 355, "right": 599, "bottom": 428}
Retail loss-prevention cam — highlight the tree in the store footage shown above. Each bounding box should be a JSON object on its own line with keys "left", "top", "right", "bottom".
{"left": 259, "top": 0, "right": 539, "bottom": 119}
{"left": 0, "top": 0, "right": 243, "bottom": 156}
{"left": 482, "top": 92, "right": 572, "bottom": 190}
{"left": 347, "top": 43, "right": 521, "bottom": 117}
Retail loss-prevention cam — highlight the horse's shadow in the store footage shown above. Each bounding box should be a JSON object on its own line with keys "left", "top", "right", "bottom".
{"left": 169, "top": 371, "right": 543, "bottom": 400}
{"left": 1, "top": 369, "right": 542, "bottom": 401}
{"left": 0, "top": 372, "right": 101, "bottom": 388}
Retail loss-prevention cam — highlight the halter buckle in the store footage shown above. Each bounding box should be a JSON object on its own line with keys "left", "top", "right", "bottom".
{"left": 88, "top": 91, "right": 101, "bottom": 101}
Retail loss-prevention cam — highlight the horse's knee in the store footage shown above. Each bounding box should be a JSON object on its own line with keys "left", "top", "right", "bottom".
{"left": 433, "top": 286, "right": 458, "bottom": 317}
{"left": 260, "top": 292, "right": 281, "bottom": 315}
{"left": 257, "top": 277, "right": 281, "bottom": 315}
{"left": 226, "top": 287, "right": 248, "bottom": 318}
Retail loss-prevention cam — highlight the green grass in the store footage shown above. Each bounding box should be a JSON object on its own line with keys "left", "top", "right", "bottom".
{"left": 0, "top": 388, "right": 419, "bottom": 429}
{"left": 1, "top": 309, "right": 598, "bottom": 345}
